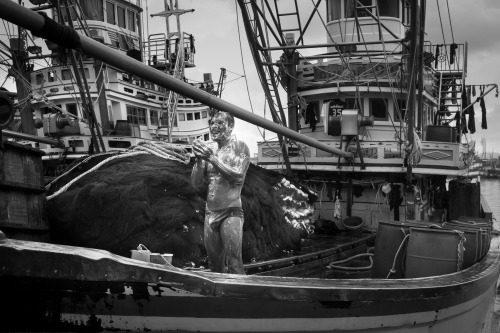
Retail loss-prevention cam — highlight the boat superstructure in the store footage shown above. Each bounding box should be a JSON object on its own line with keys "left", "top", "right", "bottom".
{"left": 236, "top": 0, "right": 497, "bottom": 228}
{"left": 6, "top": 0, "right": 215, "bottom": 176}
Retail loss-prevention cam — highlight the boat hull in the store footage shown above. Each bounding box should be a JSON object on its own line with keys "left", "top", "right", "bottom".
{"left": 0, "top": 238, "right": 499, "bottom": 332}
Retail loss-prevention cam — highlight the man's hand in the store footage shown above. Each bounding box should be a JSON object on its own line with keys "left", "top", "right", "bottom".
{"left": 193, "top": 139, "right": 214, "bottom": 160}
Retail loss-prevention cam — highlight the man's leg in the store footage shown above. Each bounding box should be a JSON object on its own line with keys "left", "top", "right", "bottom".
{"left": 220, "top": 216, "right": 245, "bottom": 274}
{"left": 204, "top": 218, "right": 225, "bottom": 273}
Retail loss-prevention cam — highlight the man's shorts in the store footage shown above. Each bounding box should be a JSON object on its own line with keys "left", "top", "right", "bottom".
{"left": 206, "top": 207, "right": 244, "bottom": 230}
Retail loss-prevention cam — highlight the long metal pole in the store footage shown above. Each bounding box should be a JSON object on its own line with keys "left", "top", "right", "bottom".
{"left": 0, "top": 1, "right": 353, "bottom": 160}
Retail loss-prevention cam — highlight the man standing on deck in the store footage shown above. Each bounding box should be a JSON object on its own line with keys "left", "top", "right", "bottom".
{"left": 191, "top": 111, "right": 250, "bottom": 274}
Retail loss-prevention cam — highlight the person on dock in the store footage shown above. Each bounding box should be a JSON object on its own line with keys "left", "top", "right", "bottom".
{"left": 191, "top": 111, "right": 250, "bottom": 274}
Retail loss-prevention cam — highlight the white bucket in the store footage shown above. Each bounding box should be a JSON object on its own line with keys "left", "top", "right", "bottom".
{"left": 130, "top": 244, "right": 151, "bottom": 262}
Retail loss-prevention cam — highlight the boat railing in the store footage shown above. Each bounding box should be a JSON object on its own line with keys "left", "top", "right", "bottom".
{"left": 423, "top": 42, "right": 466, "bottom": 74}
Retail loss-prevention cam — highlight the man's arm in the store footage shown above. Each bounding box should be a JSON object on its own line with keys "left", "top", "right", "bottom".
{"left": 207, "top": 141, "right": 250, "bottom": 185}
{"left": 191, "top": 151, "right": 207, "bottom": 190}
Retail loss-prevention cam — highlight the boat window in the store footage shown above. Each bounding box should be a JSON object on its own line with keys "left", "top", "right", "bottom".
{"left": 80, "top": 0, "right": 104, "bottom": 21}
{"left": 202, "top": 111, "right": 208, "bottom": 119}
{"left": 204, "top": 133, "right": 210, "bottom": 141}
{"left": 105, "top": 1, "right": 116, "bottom": 25}
{"left": 344, "top": 97, "right": 360, "bottom": 109}
{"left": 394, "top": 99, "right": 406, "bottom": 122}
{"left": 178, "top": 99, "right": 184, "bottom": 104}
{"left": 126, "top": 105, "right": 146, "bottom": 125}
{"left": 48, "top": 70, "right": 56, "bottom": 82}
{"left": 117, "top": 6, "right": 126, "bottom": 28}
{"left": 61, "top": 69, "right": 72, "bottom": 81}
{"left": 195, "top": 112, "right": 201, "bottom": 120}
{"left": 66, "top": 103, "right": 78, "bottom": 117}
{"left": 345, "top": 0, "right": 372, "bottom": 18}
{"left": 108, "top": 140, "right": 132, "bottom": 148}
{"left": 35, "top": 73, "right": 44, "bottom": 85}
{"left": 137, "top": 107, "right": 146, "bottom": 125}
{"left": 379, "top": 0, "right": 399, "bottom": 18}
{"left": 150, "top": 110, "right": 159, "bottom": 126}
{"left": 327, "top": 0, "right": 342, "bottom": 21}
{"left": 127, "top": 9, "right": 136, "bottom": 32}
{"left": 178, "top": 113, "right": 186, "bottom": 121}
{"left": 187, "top": 113, "right": 193, "bottom": 121}
{"left": 370, "top": 98, "right": 388, "bottom": 120}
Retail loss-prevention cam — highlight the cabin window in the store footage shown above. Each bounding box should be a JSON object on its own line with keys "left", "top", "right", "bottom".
{"left": 150, "top": 110, "right": 159, "bottom": 126}
{"left": 137, "top": 107, "right": 146, "bottom": 125}
{"left": 61, "top": 69, "right": 72, "bottom": 81}
{"left": 48, "top": 71, "right": 56, "bottom": 82}
{"left": 178, "top": 113, "right": 186, "bottom": 121}
{"left": 370, "top": 98, "right": 388, "bottom": 120}
{"left": 345, "top": 0, "right": 372, "bottom": 18}
{"left": 83, "top": 68, "right": 90, "bottom": 79}
{"left": 81, "top": 0, "right": 104, "bottom": 21}
{"left": 126, "top": 105, "right": 146, "bottom": 125}
{"left": 327, "top": 0, "right": 342, "bottom": 21}
{"left": 35, "top": 73, "right": 44, "bottom": 85}
{"left": 127, "top": 9, "right": 136, "bottom": 32}
{"left": 187, "top": 113, "right": 193, "bottom": 121}
{"left": 105, "top": 1, "right": 116, "bottom": 24}
{"left": 204, "top": 134, "right": 210, "bottom": 141}
{"left": 117, "top": 6, "right": 126, "bottom": 28}
{"left": 394, "top": 99, "right": 406, "bottom": 122}
{"left": 344, "top": 97, "right": 363, "bottom": 110}
{"left": 202, "top": 111, "right": 208, "bottom": 119}
{"left": 195, "top": 112, "right": 201, "bottom": 120}
{"left": 178, "top": 99, "right": 184, "bottom": 104}
{"left": 66, "top": 103, "right": 78, "bottom": 117}
{"left": 379, "top": 0, "right": 399, "bottom": 18}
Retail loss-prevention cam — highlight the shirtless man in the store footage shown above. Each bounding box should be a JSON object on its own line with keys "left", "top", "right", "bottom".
{"left": 191, "top": 111, "right": 250, "bottom": 274}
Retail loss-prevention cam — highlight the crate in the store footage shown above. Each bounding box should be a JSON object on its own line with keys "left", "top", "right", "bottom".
{"left": 0, "top": 140, "right": 49, "bottom": 241}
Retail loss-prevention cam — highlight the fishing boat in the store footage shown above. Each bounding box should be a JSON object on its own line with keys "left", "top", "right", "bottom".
{"left": 0, "top": 0, "right": 499, "bottom": 332}
{"left": 2, "top": 0, "right": 215, "bottom": 178}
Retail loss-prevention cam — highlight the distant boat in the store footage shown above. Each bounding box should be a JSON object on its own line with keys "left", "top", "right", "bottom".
{"left": 3, "top": 0, "right": 217, "bottom": 178}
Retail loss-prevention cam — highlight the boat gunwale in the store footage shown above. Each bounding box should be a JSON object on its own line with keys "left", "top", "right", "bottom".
{"left": 1, "top": 235, "right": 499, "bottom": 303}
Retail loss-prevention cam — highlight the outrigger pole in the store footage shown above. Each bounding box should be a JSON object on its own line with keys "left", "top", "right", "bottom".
{"left": 0, "top": 1, "right": 354, "bottom": 161}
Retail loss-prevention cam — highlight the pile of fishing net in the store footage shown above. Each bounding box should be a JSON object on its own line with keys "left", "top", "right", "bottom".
{"left": 45, "top": 142, "right": 315, "bottom": 267}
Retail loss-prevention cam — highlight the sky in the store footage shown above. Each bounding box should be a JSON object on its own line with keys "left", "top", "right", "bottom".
{"left": 1, "top": 0, "right": 499, "bottom": 158}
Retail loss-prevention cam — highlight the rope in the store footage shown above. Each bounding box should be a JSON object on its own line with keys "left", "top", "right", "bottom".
{"left": 46, "top": 141, "right": 190, "bottom": 201}
{"left": 386, "top": 231, "right": 410, "bottom": 278}
{"left": 327, "top": 253, "right": 373, "bottom": 271}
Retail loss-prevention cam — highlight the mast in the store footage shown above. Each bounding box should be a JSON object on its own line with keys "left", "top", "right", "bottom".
{"left": 0, "top": 0, "right": 353, "bottom": 160}
{"left": 10, "top": 1, "right": 35, "bottom": 136}
{"left": 406, "top": 0, "right": 420, "bottom": 180}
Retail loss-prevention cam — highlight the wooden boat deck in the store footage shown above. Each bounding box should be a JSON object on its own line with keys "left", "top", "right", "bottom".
{"left": 244, "top": 232, "right": 375, "bottom": 277}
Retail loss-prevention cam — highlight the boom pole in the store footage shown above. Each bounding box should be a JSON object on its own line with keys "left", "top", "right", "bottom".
{"left": 0, "top": 1, "right": 353, "bottom": 160}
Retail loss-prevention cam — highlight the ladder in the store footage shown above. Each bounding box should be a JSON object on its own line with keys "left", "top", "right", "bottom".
{"left": 158, "top": 35, "right": 185, "bottom": 141}
{"left": 237, "top": 0, "right": 293, "bottom": 175}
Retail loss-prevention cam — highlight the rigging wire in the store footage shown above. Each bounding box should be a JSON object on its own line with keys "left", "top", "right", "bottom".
{"left": 445, "top": 0, "right": 455, "bottom": 44}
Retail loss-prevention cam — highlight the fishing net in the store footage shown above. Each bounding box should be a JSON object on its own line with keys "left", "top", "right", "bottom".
{"left": 45, "top": 142, "right": 315, "bottom": 267}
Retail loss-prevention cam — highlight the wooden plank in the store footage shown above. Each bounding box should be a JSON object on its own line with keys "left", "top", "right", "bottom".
{"left": 480, "top": 194, "right": 494, "bottom": 221}
{"left": 0, "top": 222, "right": 49, "bottom": 232}
{"left": 0, "top": 179, "right": 45, "bottom": 192}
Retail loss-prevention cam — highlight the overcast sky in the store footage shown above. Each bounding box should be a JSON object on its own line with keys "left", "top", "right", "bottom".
{"left": 1, "top": 0, "right": 499, "bottom": 158}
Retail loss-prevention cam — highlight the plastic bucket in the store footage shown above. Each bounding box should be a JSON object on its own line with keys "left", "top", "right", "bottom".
{"left": 405, "top": 228, "right": 463, "bottom": 278}
{"left": 342, "top": 216, "right": 364, "bottom": 235}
